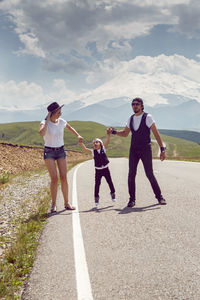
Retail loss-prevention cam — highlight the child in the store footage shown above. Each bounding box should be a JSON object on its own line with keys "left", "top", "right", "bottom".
{"left": 79, "top": 129, "right": 116, "bottom": 207}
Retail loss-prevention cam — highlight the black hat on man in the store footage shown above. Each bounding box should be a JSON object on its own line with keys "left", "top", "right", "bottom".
{"left": 47, "top": 102, "right": 64, "bottom": 113}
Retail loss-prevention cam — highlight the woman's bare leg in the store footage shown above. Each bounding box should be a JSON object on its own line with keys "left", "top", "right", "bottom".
{"left": 57, "top": 158, "right": 68, "bottom": 204}
{"left": 57, "top": 158, "right": 74, "bottom": 208}
{"left": 45, "top": 159, "right": 58, "bottom": 207}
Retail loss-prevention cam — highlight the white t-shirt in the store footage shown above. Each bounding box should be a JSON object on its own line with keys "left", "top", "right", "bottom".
{"left": 40, "top": 118, "right": 67, "bottom": 147}
{"left": 91, "top": 147, "right": 109, "bottom": 170}
{"left": 126, "top": 113, "right": 154, "bottom": 131}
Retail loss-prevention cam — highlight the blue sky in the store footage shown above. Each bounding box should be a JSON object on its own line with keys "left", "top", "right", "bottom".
{"left": 0, "top": 0, "right": 200, "bottom": 110}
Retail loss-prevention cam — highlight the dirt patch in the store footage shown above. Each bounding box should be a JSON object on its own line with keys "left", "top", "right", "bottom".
{"left": 0, "top": 143, "right": 90, "bottom": 175}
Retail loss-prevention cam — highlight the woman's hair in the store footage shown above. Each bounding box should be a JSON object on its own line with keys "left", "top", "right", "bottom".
{"left": 45, "top": 109, "right": 60, "bottom": 120}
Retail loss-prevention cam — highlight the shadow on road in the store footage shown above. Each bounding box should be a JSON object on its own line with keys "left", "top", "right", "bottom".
{"left": 80, "top": 205, "right": 114, "bottom": 213}
{"left": 116, "top": 203, "right": 160, "bottom": 214}
{"left": 46, "top": 204, "right": 161, "bottom": 217}
{"left": 79, "top": 203, "right": 161, "bottom": 214}
{"left": 46, "top": 209, "right": 73, "bottom": 218}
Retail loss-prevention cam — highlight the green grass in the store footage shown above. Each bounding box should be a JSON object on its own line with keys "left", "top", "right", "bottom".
{"left": 0, "top": 121, "right": 200, "bottom": 160}
{"left": 0, "top": 219, "right": 46, "bottom": 299}
{"left": 0, "top": 122, "right": 43, "bottom": 147}
{"left": 0, "top": 188, "right": 50, "bottom": 299}
{"left": 0, "top": 171, "right": 10, "bottom": 184}
{"left": 0, "top": 161, "right": 83, "bottom": 300}
{"left": 159, "top": 129, "right": 200, "bottom": 144}
{"left": 160, "top": 134, "right": 200, "bottom": 160}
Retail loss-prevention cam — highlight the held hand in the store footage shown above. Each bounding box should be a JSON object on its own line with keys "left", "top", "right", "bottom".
{"left": 160, "top": 151, "right": 166, "bottom": 161}
{"left": 107, "top": 127, "right": 112, "bottom": 135}
{"left": 78, "top": 135, "right": 83, "bottom": 143}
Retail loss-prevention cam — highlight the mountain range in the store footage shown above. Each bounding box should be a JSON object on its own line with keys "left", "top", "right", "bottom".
{"left": 0, "top": 94, "right": 200, "bottom": 131}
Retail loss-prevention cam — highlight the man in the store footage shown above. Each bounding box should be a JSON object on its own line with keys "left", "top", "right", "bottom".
{"left": 110, "top": 97, "right": 166, "bottom": 207}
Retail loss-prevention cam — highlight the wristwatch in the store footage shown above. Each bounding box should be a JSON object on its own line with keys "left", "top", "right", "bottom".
{"left": 160, "top": 146, "right": 166, "bottom": 153}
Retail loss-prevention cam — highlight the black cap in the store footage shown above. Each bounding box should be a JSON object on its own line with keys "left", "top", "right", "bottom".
{"left": 47, "top": 102, "right": 64, "bottom": 113}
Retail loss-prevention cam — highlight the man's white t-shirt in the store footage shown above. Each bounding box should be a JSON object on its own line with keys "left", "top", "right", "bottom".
{"left": 40, "top": 118, "right": 67, "bottom": 147}
{"left": 91, "top": 147, "right": 109, "bottom": 169}
{"left": 126, "top": 113, "right": 154, "bottom": 131}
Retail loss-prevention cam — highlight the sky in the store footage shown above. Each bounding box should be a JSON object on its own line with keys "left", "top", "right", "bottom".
{"left": 0, "top": 0, "right": 200, "bottom": 110}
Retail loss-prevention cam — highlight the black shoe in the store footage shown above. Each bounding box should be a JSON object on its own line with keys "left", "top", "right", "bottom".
{"left": 157, "top": 197, "right": 167, "bottom": 205}
{"left": 127, "top": 200, "right": 135, "bottom": 207}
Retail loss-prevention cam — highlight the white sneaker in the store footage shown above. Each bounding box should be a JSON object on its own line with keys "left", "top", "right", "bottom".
{"left": 111, "top": 193, "right": 116, "bottom": 202}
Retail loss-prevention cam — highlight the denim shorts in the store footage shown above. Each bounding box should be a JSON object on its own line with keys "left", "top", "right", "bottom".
{"left": 44, "top": 146, "right": 66, "bottom": 160}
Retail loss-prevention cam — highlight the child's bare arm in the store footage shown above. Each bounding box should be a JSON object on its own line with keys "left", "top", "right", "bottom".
{"left": 104, "top": 129, "right": 111, "bottom": 149}
{"left": 79, "top": 141, "right": 92, "bottom": 154}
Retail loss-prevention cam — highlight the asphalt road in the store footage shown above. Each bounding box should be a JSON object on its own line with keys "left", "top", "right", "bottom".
{"left": 22, "top": 158, "right": 200, "bottom": 300}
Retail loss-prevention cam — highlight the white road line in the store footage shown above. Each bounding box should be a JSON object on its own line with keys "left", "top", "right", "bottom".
{"left": 72, "top": 163, "right": 93, "bottom": 300}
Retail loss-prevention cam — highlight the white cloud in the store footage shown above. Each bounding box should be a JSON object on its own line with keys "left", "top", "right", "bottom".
{"left": 0, "top": 55, "right": 200, "bottom": 109}
{"left": 0, "top": 80, "right": 45, "bottom": 109}
{"left": 80, "top": 54, "right": 200, "bottom": 106}
{"left": 0, "top": 54, "right": 200, "bottom": 110}
{"left": 0, "top": 79, "right": 78, "bottom": 110}
{"left": 17, "top": 33, "right": 45, "bottom": 57}
{"left": 0, "top": 0, "right": 196, "bottom": 60}
{"left": 50, "top": 79, "right": 77, "bottom": 101}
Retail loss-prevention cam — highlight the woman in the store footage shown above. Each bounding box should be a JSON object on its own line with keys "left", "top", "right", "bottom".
{"left": 39, "top": 101, "right": 82, "bottom": 213}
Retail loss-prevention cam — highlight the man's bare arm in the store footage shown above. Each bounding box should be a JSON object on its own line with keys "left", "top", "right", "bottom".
{"left": 151, "top": 123, "right": 166, "bottom": 161}
{"left": 151, "top": 123, "right": 164, "bottom": 147}
{"left": 111, "top": 126, "right": 130, "bottom": 137}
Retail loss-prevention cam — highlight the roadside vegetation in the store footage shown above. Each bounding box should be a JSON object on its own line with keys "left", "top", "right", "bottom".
{"left": 0, "top": 142, "right": 88, "bottom": 299}
{"left": 0, "top": 171, "right": 10, "bottom": 185}
{"left": 0, "top": 160, "right": 84, "bottom": 300}
{"left": 0, "top": 187, "right": 51, "bottom": 300}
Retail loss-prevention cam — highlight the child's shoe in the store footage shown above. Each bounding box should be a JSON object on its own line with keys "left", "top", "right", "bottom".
{"left": 95, "top": 196, "right": 99, "bottom": 207}
{"left": 110, "top": 192, "right": 116, "bottom": 202}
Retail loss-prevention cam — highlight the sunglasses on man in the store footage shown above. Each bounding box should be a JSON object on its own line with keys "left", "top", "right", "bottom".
{"left": 132, "top": 102, "right": 140, "bottom": 106}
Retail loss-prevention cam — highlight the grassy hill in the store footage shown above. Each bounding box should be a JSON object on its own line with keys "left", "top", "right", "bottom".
{"left": 160, "top": 134, "right": 200, "bottom": 160}
{"left": 0, "top": 121, "right": 200, "bottom": 161}
{"left": 159, "top": 129, "right": 200, "bottom": 145}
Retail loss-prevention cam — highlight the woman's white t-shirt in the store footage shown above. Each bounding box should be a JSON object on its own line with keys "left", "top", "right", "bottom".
{"left": 40, "top": 118, "right": 67, "bottom": 147}
{"left": 126, "top": 113, "right": 154, "bottom": 131}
